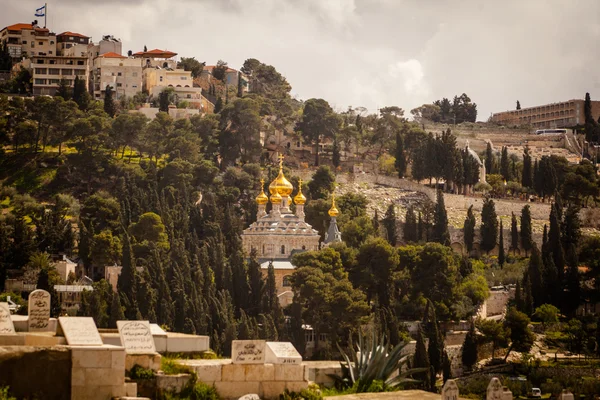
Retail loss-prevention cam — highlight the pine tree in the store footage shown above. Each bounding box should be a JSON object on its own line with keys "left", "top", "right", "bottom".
{"left": 522, "top": 146, "right": 532, "bottom": 188}
{"left": 414, "top": 325, "right": 430, "bottom": 386}
{"left": 485, "top": 142, "right": 494, "bottom": 175}
{"left": 520, "top": 205, "right": 532, "bottom": 256}
{"left": 403, "top": 206, "right": 418, "bottom": 243}
{"left": 498, "top": 219, "right": 505, "bottom": 267}
{"left": 104, "top": 85, "right": 116, "bottom": 117}
{"left": 383, "top": 203, "right": 397, "bottom": 246}
{"left": 395, "top": 132, "right": 407, "bottom": 178}
{"left": 510, "top": 212, "right": 519, "bottom": 253}
{"left": 432, "top": 190, "right": 450, "bottom": 246}
{"left": 462, "top": 323, "right": 478, "bottom": 371}
{"left": 480, "top": 197, "right": 498, "bottom": 253}
{"left": 500, "top": 146, "right": 510, "bottom": 181}
{"left": 463, "top": 205, "right": 476, "bottom": 253}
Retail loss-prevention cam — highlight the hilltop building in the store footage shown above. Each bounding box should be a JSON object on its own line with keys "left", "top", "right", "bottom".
{"left": 491, "top": 99, "right": 600, "bottom": 129}
{"left": 25, "top": 54, "right": 89, "bottom": 96}
{"left": 56, "top": 31, "right": 90, "bottom": 56}
{"left": 201, "top": 65, "right": 249, "bottom": 92}
{"left": 91, "top": 51, "right": 142, "bottom": 99}
{"left": 0, "top": 22, "right": 56, "bottom": 61}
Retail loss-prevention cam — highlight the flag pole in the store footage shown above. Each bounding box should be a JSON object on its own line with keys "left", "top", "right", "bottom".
{"left": 44, "top": 3, "right": 47, "bottom": 28}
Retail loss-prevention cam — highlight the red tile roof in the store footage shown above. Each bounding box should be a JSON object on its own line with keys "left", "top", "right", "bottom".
{"left": 3, "top": 23, "right": 33, "bottom": 31}
{"left": 133, "top": 49, "right": 177, "bottom": 58}
{"left": 98, "top": 52, "right": 125, "bottom": 58}
{"left": 58, "top": 31, "right": 89, "bottom": 39}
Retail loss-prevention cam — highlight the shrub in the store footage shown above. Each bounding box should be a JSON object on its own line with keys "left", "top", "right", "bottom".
{"left": 128, "top": 364, "right": 155, "bottom": 380}
{"left": 0, "top": 387, "right": 16, "bottom": 400}
{"left": 279, "top": 385, "right": 323, "bottom": 400}
{"left": 161, "top": 357, "right": 193, "bottom": 375}
{"left": 159, "top": 381, "right": 220, "bottom": 400}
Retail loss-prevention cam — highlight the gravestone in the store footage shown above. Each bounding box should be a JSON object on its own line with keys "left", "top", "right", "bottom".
{"left": 501, "top": 387, "right": 513, "bottom": 400}
{"left": 559, "top": 391, "right": 574, "bottom": 400}
{"left": 441, "top": 379, "right": 459, "bottom": 400}
{"left": 58, "top": 316, "right": 103, "bottom": 346}
{"left": 265, "top": 342, "right": 302, "bottom": 364}
{"left": 149, "top": 323, "right": 167, "bottom": 336}
{"left": 486, "top": 377, "right": 503, "bottom": 400}
{"left": 28, "top": 289, "right": 51, "bottom": 332}
{"left": 0, "top": 303, "right": 16, "bottom": 335}
{"left": 117, "top": 320, "right": 156, "bottom": 354}
{"left": 231, "top": 340, "right": 266, "bottom": 364}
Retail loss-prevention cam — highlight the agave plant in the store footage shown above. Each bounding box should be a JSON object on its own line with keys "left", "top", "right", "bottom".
{"left": 332, "top": 329, "right": 426, "bottom": 393}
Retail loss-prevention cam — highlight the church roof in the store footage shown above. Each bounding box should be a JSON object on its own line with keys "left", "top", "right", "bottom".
{"left": 242, "top": 211, "right": 320, "bottom": 237}
{"left": 260, "top": 261, "right": 294, "bottom": 270}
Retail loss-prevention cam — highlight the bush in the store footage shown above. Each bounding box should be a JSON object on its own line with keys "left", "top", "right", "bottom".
{"left": 159, "top": 381, "right": 220, "bottom": 400}
{"left": 0, "top": 387, "right": 16, "bottom": 400}
{"left": 128, "top": 364, "right": 155, "bottom": 380}
{"left": 279, "top": 385, "right": 323, "bottom": 400}
{"left": 161, "top": 357, "right": 193, "bottom": 375}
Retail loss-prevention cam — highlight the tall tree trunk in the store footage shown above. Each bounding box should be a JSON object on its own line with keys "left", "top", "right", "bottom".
{"left": 34, "top": 122, "right": 42, "bottom": 154}
{"left": 121, "top": 146, "right": 126, "bottom": 159}
{"left": 314, "top": 138, "right": 320, "bottom": 166}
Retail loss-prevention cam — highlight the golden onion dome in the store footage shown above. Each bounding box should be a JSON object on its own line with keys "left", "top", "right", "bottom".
{"left": 293, "top": 179, "right": 306, "bottom": 205}
{"left": 268, "top": 155, "right": 294, "bottom": 197}
{"left": 328, "top": 194, "right": 339, "bottom": 217}
{"left": 270, "top": 191, "right": 282, "bottom": 204}
{"left": 256, "top": 179, "right": 268, "bottom": 205}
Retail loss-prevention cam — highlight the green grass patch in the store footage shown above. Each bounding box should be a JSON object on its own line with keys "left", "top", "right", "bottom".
{"left": 128, "top": 364, "right": 155, "bottom": 380}
{"left": 160, "top": 357, "right": 194, "bottom": 375}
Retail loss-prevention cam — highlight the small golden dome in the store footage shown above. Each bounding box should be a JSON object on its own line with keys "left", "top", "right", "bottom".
{"left": 268, "top": 155, "right": 294, "bottom": 197}
{"left": 256, "top": 179, "right": 268, "bottom": 205}
{"left": 328, "top": 194, "right": 339, "bottom": 217}
{"left": 293, "top": 179, "right": 306, "bottom": 205}
{"left": 270, "top": 191, "right": 282, "bottom": 204}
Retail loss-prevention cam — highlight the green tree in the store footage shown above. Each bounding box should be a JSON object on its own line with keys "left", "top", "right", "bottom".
{"left": 55, "top": 78, "right": 72, "bottom": 101}
{"left": 485, "top": 142, "right": 494, "bottom": 175}
{"left": 295, "top": 98, "right": 341, "bottom": 165}
{"left": 247, "top": 249, "right": 264, "bottom": 317}
{"left": 103, "top": 85, "right": 116, "bottom": 117}
{"left": 533, "top": 304, "right": 559, "bottom": 326}
{"left": 516, "top": 100, "right": 521, "bottom": 110}
{"left": 528, "top": 245, "right": 545, "bottom": 308}
{"left": 403, "top": 206, "right": 418, "bottom": 243}
{"left": 548, "top": 203, "right": 565, "bottom": 281}
{"left": 177, "top": 57, "right": 205, "bottom": 78}
{"left": 463, "top": 205, "right": 476, "bottom": 253}
{"left": 432, "top": 190, "right": 450, "bottom": 246}
{"left": 357, "top": 237, "right": 399, "bottom": 309}
{"left": 382, "top": 203, "right": 397, "bottom": 246}
{"left": 307, "top": 166, "right": 335, "bottom": 200}
{"left": 72, "top": 76, "right": 90, "bottom": 110}
{"left": 480, "top": 198, "right": 498, "bottom": 253}
{"left": 522, "top": 146, "right": 533, "bottom": 188}
{"left": 510, "top": 212, "right": 519, "bottom": 253}
{"left": 476, "top": 319, "right": 507, "bottom": 359}
{"left": 395, "top": 132, "right": 407, "bottom": 178}
{"left": 109, "top": 291, "right": 125, "bottom": 328}
{"left": 332, "top": 135, "right": 341, "bottom": 168}
{"left": 214, "top": 97, "right": 223, "bottom": 113}
{"left": 461, "top": 323, "right": 478, "bottom": 371}
{"left": 503, "top": 307, "right": 535, "bottom": 361}
{"left": 117, "top": 232, "right": 139, "bottom": 320}
{"left": 522, "top": 272, "right": 534, "bottom": 316}
{"left": 498, "top": 219, "right": 505, "bottom": 267}
{"left": 520, "top": 205, "right": 532, "bottom": 256}
{"left": 413, "top": 325, "right": 430, "bottom": 386}
{"left": 212, "top": 60, "right": 228, "bottom": 81}
{"left": 500, "top": 146, "right": 510, "bottom": 181}
{"left": 219, "top": 98, "right": 262, "bottom": 166}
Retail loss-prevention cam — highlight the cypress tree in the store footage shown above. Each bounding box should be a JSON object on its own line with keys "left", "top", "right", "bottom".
{"left": 414, "top": 325, "right": 430, "bottom": 386}
{"left": 56, "top": 78, "right": 72, "bottom": 100}
{"left": 542, "top": 252, "right": 560, "bottom": 309}
{"left": 36, "top": 267, "right": 61, "bottom": 318}
{"left": 117, "top": 233, "right": 139, "bottom": 320}
{"left": 520, "top": 205, "right": 532, "bottom": 256}
{"left": 498, "top": 219, "right": 505, "bottom": 267}
{"left": 104, "top": 85, "right": 116, "bottom": 117}
{"left": 485, "top": 142, "right": 494, "bottom": 175}
{"left": 514, "top": 279, "right": 523, "bottom": 312}
{"left": 247, "top": 249, "right": 264, "bottom": 317}
{"left": 562, "top": 205, "right": 581, "bottom": 254}
{"left": 516, "top": 100, "right": 521, "bottom": 110}
{"left": 522, "top": 146, "right": 532, "bottom": 188}
{"left": 109, "top": 292, "right": 125, "bottom": 328}
{"left": 500, "top": 146, "right": 510, "bottom": 181}
{"left": 510, "top": 212, "right": 519, "bottom": 253}
{"left": 403, "top": 206, "right": 418, "bottom": 243}
{"left": 332, "top": 136, "right": 341, "bottom": 168}
{"left": 395, "top": 132, "right": 407, "bottom": 178}
{"left": 383, "top": 203, "right": 397, "bottom": 246}
{"left": 417, "top": 212, "right": 424, "bottom": 242}
{"left": 73, "top": 76, "right": 89, "bottom": 110}
{"left": 463, "top": 205, "right": 476, "bottom": 253}
{"left": 480, "top": 197, "right": 498, "bottom": 253}
{"left": 262, "top": 261, "right": 278, "bottom": 315}
{"left": 426, "top": 302, "right": 443, "bottom": 375}
{"left": 522, "top": 271, "right": 534, "bottom": 316}
{"left": 372, "top": 210, "right": 380, "bottom": 236}
{"left": 237, "top": 72, "right": 244, "bottom": 97}
{"left": 461, "top": 323, "right": 478, "bottom": 371}
{"left": 528, "top": 245, "right": 545, "bottom": 307}
{"left": 432, "top": 190, "right": 450, "bottom": 246}
{"left": 214, "top": 97, "right": 223, "bottom": 113}
{"left": 533, "top": 159, "right": 543, "bottom": 197}
{"left": 548, "top": 203, "right": 565, "bottom": 281}
{"left": 564, "top": 243, "right": 581, "bottom": 317}
{"left": 442, "top": 350, "right": 452, "bottom": 384}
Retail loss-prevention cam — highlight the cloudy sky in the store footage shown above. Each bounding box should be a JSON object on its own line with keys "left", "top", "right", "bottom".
{"left": 3, "top": 0, "right": 600, "bottom": 120}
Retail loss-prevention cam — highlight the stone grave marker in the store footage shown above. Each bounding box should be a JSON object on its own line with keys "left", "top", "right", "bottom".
{"left": 149, "top": 323, "right": 167, "bottom": 336}
{"left": 265, "top": 341, "right": 302, "bottom": 364}
{"left": 58, "top": 316, "right": 103, "bottom": 346}
{"left": 441, "top": 379, "right": 459, "bottom": 400}
{"left": 231, "top": 340, "right": 266, "bottom": 364}
{"left": 117, "top": 320, "right": 156, "bottom": 354}
{"left": 501, "top": 387, "right": 513, "bottom": 400}
{"left": 28, "top": 289, "right": 51, "bottom": 332}
{"left": 486, "top": 377, "right": 503, "bottom": 400}
{"left": 0, "top": 302, "right": 16, "bottom": 335}
{"left": 559, "top": 390, "right": 574, "bottom": 400}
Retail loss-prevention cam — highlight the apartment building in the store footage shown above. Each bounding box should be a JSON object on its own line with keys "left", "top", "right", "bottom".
{"left": 491, "top": 99, "right": 600, "bottom": 129}
{"left": 88, "top": 35, "right": 123, "bottom": 59}
{"left": 91, "top": 52, "right": 142, "bottom": 99}
{"left": 201, "top": 65, "right": 249, "bottom": 92}
{"left": 26, "top": 54, "right": 89, "bottom": 95}
{"left": 0, "top": 23, "right": 57, "bottom": 61}
{"left": 56, "top": 31, "right": 90, "bottom": 56}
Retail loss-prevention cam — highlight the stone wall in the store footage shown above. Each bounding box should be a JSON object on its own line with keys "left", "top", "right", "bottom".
{"left": 0, "top": 346, "right": 71, "bottom": 400}
{"left": 70, "top": 345, "right": 127, "bottom": 400}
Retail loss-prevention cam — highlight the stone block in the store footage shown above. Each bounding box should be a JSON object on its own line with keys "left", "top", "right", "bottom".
{"left": 71, "top": 368, "right": 86, "bottom": 386}
{"left": 265, "top": 342, "right": 302, "bottom": 364}
{"left": 113, "top": 349, "right": 127, "bottom": 369}
{"left": 156, "top": 373, "right": 193, "bottom": 392}
{"left": 214, "top": 381, "right": 260, "bottom": 399}
{"left": 286, "top": 381, "right": 309, "bottom": 392}
{"left": 193, "top": 363, "right": 223, "bottom": 382}
{"left": 154, "top": 335, "right": 167, "bottom": 352}
{"left": 84, "top": 367, "right": 125, "bottom": 386}
{"left": 124, "top": 382, "right": 138, "bottom": 397}
{"left": 261, "top": 381, "right": 286, "bottom": 400}
{"left": 245, "top": 363, "right": 274, "bottom": 381}
{"left": 222, "top": 363, "right": 245, "bottom": 381}
{"left": 165, "top": 333, "right": 209, "bottom": 353}
{"left": 274, "top": 364, "right": 304, "bottom": 381}
{"left": 72, "top": 348, "right": 112, "bottom": 368}
{"left": 125, "top": 353, "right": 161, "bottom": 372}
{"left": 71, "top": 384, "right": 126, "bottom": 400}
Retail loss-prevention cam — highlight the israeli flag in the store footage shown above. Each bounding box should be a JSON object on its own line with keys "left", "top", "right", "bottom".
{"left": 35, "top": 5, "right": 45, "bottom": 17}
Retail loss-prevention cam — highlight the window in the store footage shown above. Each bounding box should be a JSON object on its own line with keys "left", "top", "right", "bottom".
{"left": 74, "top": 70, "right": 85, "bottom": 76}
{"left": 69, "top": 36, "right": 74, "bottom": 40}
{"left": 79, "top": 38, "right": 84, "bottom": 42}
{"left": 159, "top": 76, "right": 163, "bottom": 82}
{"left": 38, "top": 41, "right": 43, "bottom": 45}
{"left": 50, "top": 41, "right": 54, "bottom": 45}
{"left": 36, "top": 59, "right": 44, "bottom": 64}
{"left": 180, "top": 76, "right": 186, "bottom": 80}
{"left": 49, "top": 79, "right": 59, "bottom": 85}
{"left": 22, "top": 40, "right": 27, "bottom": 44}
{"left": 302, "top": 245, "right": 306, "bottom": 250}
{"left": 77, "top": 60, "right": 84, "bottom": 65}
{"left": 31, "top": 42, "right": 34, "bottom": 47}
{"left": 281, "top": 245, "right": 285, "bottom": 254}
{"left": 116, "top": 83, "right": 122, "bottom": 87}
{"left": 48, "top": 51, "right": 52, "bottom": 55}
{"left": 117, "top": 72, "right": 122, "bottom": 76}
{"left": 49, "top": 68, "right": 59, "bottom": 75}
{"left": 34, "top": 79, "right": 46, "bottom": 85}
{"left": 262, "top": 245, "right": 265, "bottom": 255}
{"left": 283, "top": 276, "right": 291, "bottom": 287}
{"left": 49, "top": 59, "right": 55, "bottom": 64}
{"left": 66, "top": 44, "right": 72, "bottom": 49}
{"left": 132, "top": 72, "right": 138, "bottom": 77}
{"left": 61, "top": 69, "right": 72, "bottom": 75}
{"left": 35, "top": 68, "right": 47, "bottom": 74}
{"left": 132, "top": 85, "right": 138, "bottom": 88}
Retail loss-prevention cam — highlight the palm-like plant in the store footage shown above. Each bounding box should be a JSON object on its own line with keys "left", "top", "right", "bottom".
{"left": 332, "top": 330, "right": 426, "bottom": 392}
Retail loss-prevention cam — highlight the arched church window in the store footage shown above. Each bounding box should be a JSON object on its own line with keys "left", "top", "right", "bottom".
{"left": 281, "top": 245, "right": 285, "bottom": 254}
{"left": 283, "top": 275, "right": 291, "bottom": 287}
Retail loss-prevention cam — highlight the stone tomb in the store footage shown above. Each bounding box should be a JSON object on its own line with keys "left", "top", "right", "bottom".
{"left": 487, "top": 377, "right": 503, "bottom": 400}
{"left": 559, "top": 391, "right": 574, "bottom": 400}
{"left": 441, "top": 379, "right": 459, "bottom": 400}
{"left": 58, "top": 316, "right": 103, "bottom": 346}
{"left": 232, "top": 340, "right": 266, "bottom": 364}
{"left": 117, "top": 320, "right": 156, "bottom": 354}
{"left": 265, "top": 342, "right": 302, "bottom": 364}
{"left": 28, "top": 289, "right": 51, "bottom": 332}
{"left": 0, "top": 302, "right": 16, "bottom": 335}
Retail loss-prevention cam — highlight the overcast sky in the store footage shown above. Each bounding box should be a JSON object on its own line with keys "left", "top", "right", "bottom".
{"left": 3, "top": 0, "right": 600, "bottom": 120}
